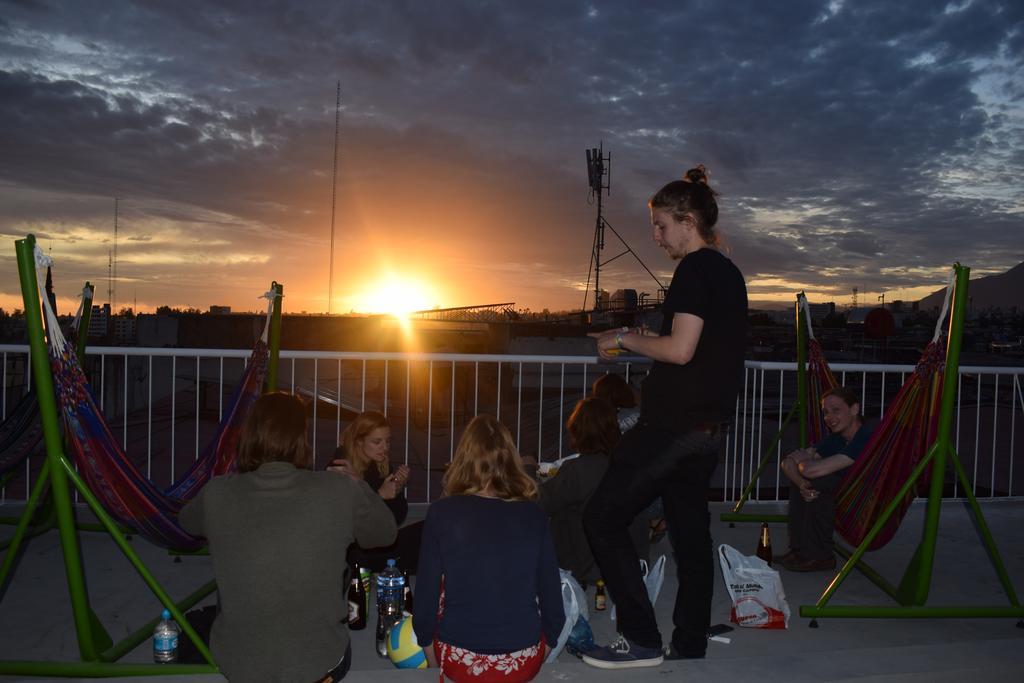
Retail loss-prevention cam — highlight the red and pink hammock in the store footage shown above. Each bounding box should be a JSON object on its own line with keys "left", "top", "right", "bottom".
{"left": 798, "top": 272, "right": 952, "bottom": 551}
{"left": 35, "top": 247, "right": 273, "bottom": 551}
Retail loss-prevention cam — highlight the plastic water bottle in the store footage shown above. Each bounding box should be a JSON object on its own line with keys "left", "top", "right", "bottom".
{"left": 375, "top": 559, "right": 404, "bottom": 657}
{"left": 152, "top": 608, "right": 180, "bottom": 663}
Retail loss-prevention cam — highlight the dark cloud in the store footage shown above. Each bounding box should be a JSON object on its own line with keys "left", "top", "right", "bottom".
{"left": 0, "top": 0, "right": 1021, "bottom": 312}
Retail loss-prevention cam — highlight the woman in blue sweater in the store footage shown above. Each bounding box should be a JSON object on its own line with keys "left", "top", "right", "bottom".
{"left": 413, "top": 415, "right": 565, "bottom": 682}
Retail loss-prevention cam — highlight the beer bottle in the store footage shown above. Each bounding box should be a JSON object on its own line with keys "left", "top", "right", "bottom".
{"left": 595, "top": 580, "right": 607, "bottom": 611}
{"left": 348, "top": 571, "right": 367, "bottom": 630}
{"left": 756, "top": 522, "right": 773, "bottom": 566}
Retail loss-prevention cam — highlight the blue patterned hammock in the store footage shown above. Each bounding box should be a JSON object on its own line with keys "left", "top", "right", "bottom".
{"left": 0, "top": 390, "right": 43, "bottom": 481}
{"left": 36, "top": 248, "right": 273, "bottom": 550}
{"left": 2, "top": 277, "right": 89, "bottom": 483}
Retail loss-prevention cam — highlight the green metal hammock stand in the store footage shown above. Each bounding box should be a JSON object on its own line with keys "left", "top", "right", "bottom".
{"left": 801, "top": 265, "right": 1023, "bottom": 624}
{"left": 720, "top": 264, "right": 1023, "bottom": 623}
{"left": 0, "top": 234, "right": 284, "bottom": 677}
{"left": 721, "top": 267, "right": 961, "bottom": 529}
{"left": 721, "top": 288, "right": 842, "bottom": 526}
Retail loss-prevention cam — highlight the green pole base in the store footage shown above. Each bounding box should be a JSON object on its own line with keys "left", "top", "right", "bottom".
{"left": 833, "top": 546, "right": 900, "bottom": 603}
{"left": 800, "top": 605, "right": 1024, "bottom": 619}
{"left": 101, "top": 579, "right": 218, "bottom": 663}
{"left": 0, "top": 660, "right": 220, "bottom": 677}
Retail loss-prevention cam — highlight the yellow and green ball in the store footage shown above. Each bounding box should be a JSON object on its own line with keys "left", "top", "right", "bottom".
{"left": 386, "top": 615, "right": 427, "bottom": 669}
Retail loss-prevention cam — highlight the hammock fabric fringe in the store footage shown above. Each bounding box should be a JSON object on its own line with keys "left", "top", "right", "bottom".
{"left": 51, "top": 339, "right": 268, "bottom": 551}
{"left": 804, "top": 340, "right": 838, "bottom": 447}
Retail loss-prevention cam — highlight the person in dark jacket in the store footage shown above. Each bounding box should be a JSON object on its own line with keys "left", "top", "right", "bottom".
{"left": 537, "top": 397, "right": 649, "bottom": 585}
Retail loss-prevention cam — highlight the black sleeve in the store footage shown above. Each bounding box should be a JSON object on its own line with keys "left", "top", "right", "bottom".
{"left": 364, "top": 466, "right": 408, "bottom": 526}
{"left": 412, "top": 507, "right": 442, "bottom": 647}
{"left": 536, "top": 514, "right": 567, "bottom": 646}
{"left": 671, "top": 256, "right": 712, "bottom": 320}
{"left": 536, "top": 464, "right": 580, "bottom": 516}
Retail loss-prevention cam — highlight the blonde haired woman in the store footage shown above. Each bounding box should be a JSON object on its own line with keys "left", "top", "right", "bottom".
{"left": 330, "top": 411, "right": 418, "bottom": 573}
{"left": 413, "top": 415, "right": 564, "bottom": 682}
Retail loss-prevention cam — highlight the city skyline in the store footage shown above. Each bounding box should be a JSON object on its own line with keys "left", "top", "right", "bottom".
{"left": 1, "top": 1, "right": 1022, "bottom": 316}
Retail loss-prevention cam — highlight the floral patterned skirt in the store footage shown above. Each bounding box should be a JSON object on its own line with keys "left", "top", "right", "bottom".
{"left": 434, "top": 639, "right": 545, "bottom": 683}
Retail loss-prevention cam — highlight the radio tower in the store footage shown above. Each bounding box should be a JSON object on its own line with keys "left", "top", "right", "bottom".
{"left": 327, "top": 81, "right": 340, "bottom": 314}
{"left": 580, "top": 143, "right": 664, "bottom": 315}
{"left": 851, "top": 287, "right": 858, "bottom": 310}
{"left": 585, "top": 143, "right": 610, "bottom": 311}
{"left": 112, "top": 197, "right": 119, "bottom": 313}
{"left": 107, "top": 249, "right": 113, "bottom": 309}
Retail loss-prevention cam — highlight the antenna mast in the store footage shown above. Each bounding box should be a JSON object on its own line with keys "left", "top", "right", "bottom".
{"left": 327, "top": 81, "right": 341, "bottom": 314}
{"left": 580, "top": 143, "right": 665, "bottom": 316}
{"left": 113, "top": 197, "right": 118, "bottom": 314}
{"left": 586, "top": 143, "right": 610, "bottom": 311}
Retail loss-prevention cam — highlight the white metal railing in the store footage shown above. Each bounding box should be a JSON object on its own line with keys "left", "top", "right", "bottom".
{"left": 2, "top": 344, "right": 1022, "bottom": 504}
{"left": 729, "top": 361, "right": 1024, "bottom": 504}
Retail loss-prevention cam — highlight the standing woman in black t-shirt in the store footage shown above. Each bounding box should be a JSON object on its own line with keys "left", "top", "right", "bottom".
{"left": 582, "top": 166, "right": 748, "bottom": 669}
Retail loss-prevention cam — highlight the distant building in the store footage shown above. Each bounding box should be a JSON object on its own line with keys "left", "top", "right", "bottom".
{"left": 89, "top": 304, "right": 111, "bottom": 339}
{"left": 111, "top": 314, "right": 136, "bottom": 344}
{"left": 609, "top": 289, "right": 638, "bottom": 311}
{"left": 209, "top": 305, "right": 231, "bottom": 315}
{"left": 136, "top": 314, "right": 179, "bottom": 347}
{"left": 765, "top": 308, "right": 796, "bottom": 326}
{"left": 806, "top": 302, "right": 836, "bottom": 325}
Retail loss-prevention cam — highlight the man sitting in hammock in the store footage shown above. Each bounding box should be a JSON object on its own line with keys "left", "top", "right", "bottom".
{"left": 779, "top": 387, "right": 872, "bottom": 572}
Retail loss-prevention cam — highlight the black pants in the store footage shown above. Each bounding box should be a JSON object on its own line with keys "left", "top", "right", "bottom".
{"left": 177, "top": 605, "right": 218, "bottom": 665}
{"left": 314, "top": 643, "right": 351, "bottom": 682}
{"left": 347, "top": 520, "right": 424, "bottom": 574}
{"left": 584, "top": 423, "right": 720, "bottom": 657}
{"left": 787, "top": 471, "right": 843, "bottom": 561}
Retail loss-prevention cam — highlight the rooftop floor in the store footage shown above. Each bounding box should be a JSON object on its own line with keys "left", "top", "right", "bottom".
{"left": 2, "top": 500, "right": 1023, "bottom": 682}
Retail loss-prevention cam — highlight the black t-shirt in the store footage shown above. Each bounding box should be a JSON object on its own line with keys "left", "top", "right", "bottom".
{"left": 640, "top": 248, "right": 748, "bottom": 433}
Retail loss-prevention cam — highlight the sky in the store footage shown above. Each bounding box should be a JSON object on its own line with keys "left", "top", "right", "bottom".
{"left": 1, "top": 0, "right": 1022, "bottom": 316}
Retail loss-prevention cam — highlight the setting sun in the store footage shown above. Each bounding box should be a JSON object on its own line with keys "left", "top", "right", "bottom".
{"left": 352, "top": 277, "right": 439, "bottom": 317}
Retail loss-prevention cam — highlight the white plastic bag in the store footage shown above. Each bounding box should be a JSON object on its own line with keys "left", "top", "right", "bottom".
{"left": 609, "top": 555, "right": 666, "bottom": 622}
{"left": 546, "top": 569, "right": 589, "bottom": 662}
{"left": 718, "top": 544, "right": 790, "bottom": 629}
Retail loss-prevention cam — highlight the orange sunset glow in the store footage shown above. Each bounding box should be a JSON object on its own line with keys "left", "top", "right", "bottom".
{"left": 0, "top": 2, "right": 1021, "bottom": 320}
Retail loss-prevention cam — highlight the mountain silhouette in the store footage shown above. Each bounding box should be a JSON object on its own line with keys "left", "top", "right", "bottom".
{"left": 918, "top": 261, "right": 1024, "bottom": 311}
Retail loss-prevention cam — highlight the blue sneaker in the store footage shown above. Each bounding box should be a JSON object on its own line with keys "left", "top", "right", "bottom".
{"left": 581, "top": 635, "right": 664, "bottom": 669}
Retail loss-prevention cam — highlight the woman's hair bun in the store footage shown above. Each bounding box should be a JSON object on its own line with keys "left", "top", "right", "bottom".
{"left": 683, "top": 164, "right": 710, "bottom": 185}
